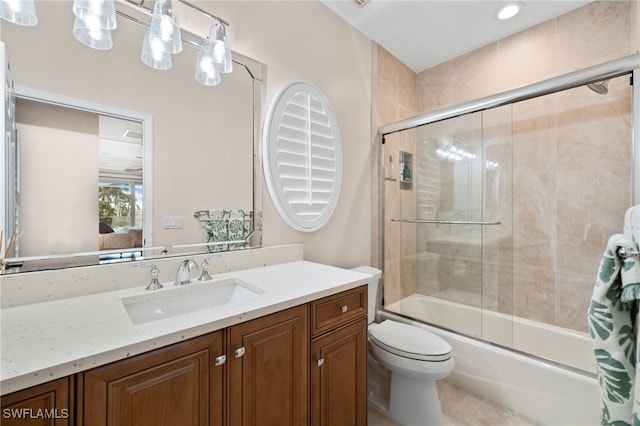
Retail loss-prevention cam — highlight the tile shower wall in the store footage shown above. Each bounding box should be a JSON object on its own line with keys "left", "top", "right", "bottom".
{"left": 371, "top": 44, "right": 417, "bottom": 305}
{"left": 413, "top": 0, "right": 636, "bottom": 333}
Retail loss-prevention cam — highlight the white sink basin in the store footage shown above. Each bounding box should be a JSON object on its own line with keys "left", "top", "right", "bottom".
{"left": 122, "top": 278, "right": 264, "bottom": 325}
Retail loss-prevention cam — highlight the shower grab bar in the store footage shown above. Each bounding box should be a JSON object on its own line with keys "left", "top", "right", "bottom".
{"left": 391, "top": 219, "right": 501, "bottom": 225}
{"left": 618, "top": 247, "right": 640, "bottom": 259}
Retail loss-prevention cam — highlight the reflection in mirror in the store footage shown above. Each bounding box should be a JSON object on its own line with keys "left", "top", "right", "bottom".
{"left": 4, "top": 86, "right": 153, "bottom": 271}
{"left": 98, "top": 115, "right": 144, "bottom": 251}
{"left": 18, "top": 99, "right": 145, "bottom": 256}
{"left": 1, "top": 0, "right": 263, "bottom": 273}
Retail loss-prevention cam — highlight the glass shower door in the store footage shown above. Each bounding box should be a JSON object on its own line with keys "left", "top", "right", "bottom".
{"left": 383, "top": 106, "right": 513, "bottom": 344}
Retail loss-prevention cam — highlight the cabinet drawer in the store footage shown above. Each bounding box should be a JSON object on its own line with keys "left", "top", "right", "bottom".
{"left": 311, "top": 286, "right": 367, "bottom": 336}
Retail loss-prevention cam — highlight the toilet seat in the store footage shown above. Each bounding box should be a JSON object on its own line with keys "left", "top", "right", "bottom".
{"left": 369, "top": 320, "right": 452, "bottom": 362}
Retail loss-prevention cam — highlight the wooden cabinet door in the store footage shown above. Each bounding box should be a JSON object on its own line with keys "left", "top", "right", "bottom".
{"left": 1, "top": 377, "right": 72, "bottom": 426}
{"left": 81, "top": 332, "right": 224, "bottom": 426}
{"left": 311, "top": 317, "right": 367, "bottom": 426}
{"left": 228, "top": 305, "right": 308, "bottom": 426}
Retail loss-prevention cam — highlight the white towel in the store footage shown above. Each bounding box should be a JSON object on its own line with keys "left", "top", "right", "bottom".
{"left": 589, "top": 234, "right": 640, "bottom": 425}
{"left": 624, "top": 205, "right": 640, "bottom": 242}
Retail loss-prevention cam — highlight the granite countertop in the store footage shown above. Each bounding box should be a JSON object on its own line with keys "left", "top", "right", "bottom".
{"left": 0, "top": 260, "right": 371, "bottom": 395}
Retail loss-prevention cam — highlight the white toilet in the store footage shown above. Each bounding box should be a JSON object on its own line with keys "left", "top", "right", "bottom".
{"left": 352, "top": 266, "right": 455, "bottom": 426}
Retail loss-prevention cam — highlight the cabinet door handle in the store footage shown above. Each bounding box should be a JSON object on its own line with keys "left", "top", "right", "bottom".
{"left": 317, "top": 358, "right": 324, "bottom": 367}
{"left": 235, "top": 347, "right": 245, "bottom": 358}
{"left": 340, "top": 305, "right": 348, "bottom": 313}
{"left": 214, "top": 355, "right": 226, "bottom": 366}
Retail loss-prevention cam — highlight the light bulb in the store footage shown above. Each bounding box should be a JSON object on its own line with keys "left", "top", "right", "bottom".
{"left": 195, "top": 39, "right": 221, "bottom": 86}
{"left": 151, "top": 38, "right": 165, "bottom": 62}
{"left": 6, "top": 0, "right": 20, "bottom": 12}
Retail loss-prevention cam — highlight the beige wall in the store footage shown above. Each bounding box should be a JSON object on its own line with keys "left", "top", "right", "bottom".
{"left": 375, "top": 0, "right": 636, "bottom": 332}
{"left": 2, "top": 1, "right": 373, "bottom": 269}
{"left": 207, "top": 1, "right": 373, "bottom": 268}
{"left": 634, "top": 0, "right": 640, "bottom": 51}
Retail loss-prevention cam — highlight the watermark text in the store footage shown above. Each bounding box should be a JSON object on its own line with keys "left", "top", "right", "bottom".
{"left": 2, "top": 408, "right": 70, "bottom": 419}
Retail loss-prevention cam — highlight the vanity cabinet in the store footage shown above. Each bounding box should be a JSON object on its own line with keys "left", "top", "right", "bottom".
{"left": 310, "top": 286, "right": 367, "bottom": 426}
{"left": 0, "top": 377, "right": 72, "bottom": 425}
{"left": 78, "top": 305, "right": 308, "bottom": 426}
{"left": 2, "top": 287, "right": 366, "bottom": 426}
{"left": 79, "top": 332, "right": 225, "bottom": 426}
{"left": 227, "top": 304, "right": 308, "bottom": 426}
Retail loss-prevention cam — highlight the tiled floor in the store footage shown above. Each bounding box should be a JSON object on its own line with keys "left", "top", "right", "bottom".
{"left": 368, "top": 378, "right": 539, "bottom": 426}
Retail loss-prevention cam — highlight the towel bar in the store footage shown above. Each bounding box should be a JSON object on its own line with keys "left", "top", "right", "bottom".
{"left": 194, "top": 211, "right": 235, "bottom": 222}
{"left": 391, "top": 219, "right": 501, "bottom": 225}
{"left": 618, "top": 247, "right": 640, "bottom": 258}
{"left": 193, "top": 210, "right": 253, "bottom": 222}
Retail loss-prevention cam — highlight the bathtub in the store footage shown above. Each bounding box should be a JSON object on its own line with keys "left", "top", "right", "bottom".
{"left": 382, "top": 294, "right": 600, "bottom": 425}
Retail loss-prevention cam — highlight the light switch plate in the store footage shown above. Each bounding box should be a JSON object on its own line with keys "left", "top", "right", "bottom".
{"left": 163, "top": 216, "right": 183, "bottom": 229}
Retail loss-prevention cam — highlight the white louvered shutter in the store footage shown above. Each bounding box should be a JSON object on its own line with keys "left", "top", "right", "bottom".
{"left": 263, "top": 82, "right": 342, "bottom": 232}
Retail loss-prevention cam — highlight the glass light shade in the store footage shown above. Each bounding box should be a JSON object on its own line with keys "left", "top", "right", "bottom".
{"left": 0, "top": 0, "right": 37, "bottom": 26}
{"left": 73, "top": 15, "right": 113, "bottom": 50}
{"left": 148, "top": 0, "right": 182, "bottom": 55}
{"left": 72, "top": 0, "right": 116, "bottom": 30}
{"left": 209, "top": 23, "right": 232, "bottom": 73}
{"left": 141, "top": 30, "right": 172, "bottom": 70}
{"left": 195, "top": 41, "right": 221, "bottom": 86}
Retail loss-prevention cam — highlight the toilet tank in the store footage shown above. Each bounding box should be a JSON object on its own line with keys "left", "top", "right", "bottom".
{"left": 351, "top": 266, "right": 382, "bottom": 324}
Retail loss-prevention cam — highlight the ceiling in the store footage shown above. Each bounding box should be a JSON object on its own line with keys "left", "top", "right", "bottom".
{"left": 321, "top": 0, "right": 593, "bottom": 72}
{"left": 99, "top": 115, "right": 143, "bottom": 176}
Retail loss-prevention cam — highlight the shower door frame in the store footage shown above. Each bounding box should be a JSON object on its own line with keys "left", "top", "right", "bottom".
{"left": 377, "top": 53, "right": 640, "bottom": 322}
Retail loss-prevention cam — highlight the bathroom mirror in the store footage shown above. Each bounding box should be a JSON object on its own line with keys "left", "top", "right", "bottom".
{"left": 1, "top": 1, "right": 263, "bottom": 273}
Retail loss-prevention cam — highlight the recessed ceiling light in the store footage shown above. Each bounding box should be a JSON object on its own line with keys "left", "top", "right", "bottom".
{"left": 496, "top": 2, "right": 524, "bottom": 20}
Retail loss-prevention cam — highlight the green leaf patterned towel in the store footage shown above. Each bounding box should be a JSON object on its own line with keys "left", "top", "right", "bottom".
{"left": 204, "top": 209, "right": 253, "bottom": 253}
{"left": 589, "top": 234, "right": 640, "bottom": 426}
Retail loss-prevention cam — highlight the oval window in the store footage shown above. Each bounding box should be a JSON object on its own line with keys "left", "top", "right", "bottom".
{"left": 262, "top": 81, "right": 342, "bottom": 232}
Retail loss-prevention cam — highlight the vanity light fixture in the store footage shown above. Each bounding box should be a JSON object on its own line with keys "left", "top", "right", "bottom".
{"left": 131, "top": 0, "right": 232, "bottom": 85}
{"left": 1, "top": 0, "right": 232, "bottom": 86}
{"left": 147, "top": 0, "right": 182, "bottom": 55}
{"left": 195, "top": 38, "right": 222, "bottom": 85}
{"left": 496, "top": 2, "right": 523, "bottom": 20}
{"left": 194, "top": 22, "right": 233, "bottom": 85}
{"left": 141, "top": 28, "right": 173, "bottom": 70}
{"left": 208, "top": 22, "right": 232, "bottom": 74}
{"left": 72, "top": 0, "right": 117, "bottom": 50}
{"left": 72, "top": 0, "right": 116, "bottom": 30}
{"left": 73, "top": 14, "right": 114, "bottom": 49}
{"left": 0, "top": 0, "right": 37, "bottom": 26}
{"left": 436, "top": 141, "right": 476, "bottom": 162}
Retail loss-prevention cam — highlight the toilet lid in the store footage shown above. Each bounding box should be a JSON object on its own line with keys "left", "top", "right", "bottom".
{"left": 369, "top": 320, "right": 452, "bottom": 362}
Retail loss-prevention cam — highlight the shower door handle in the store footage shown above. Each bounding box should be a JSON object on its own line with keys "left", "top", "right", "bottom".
{"left": 391, "top": 219, "right": 501, "bottom": 225}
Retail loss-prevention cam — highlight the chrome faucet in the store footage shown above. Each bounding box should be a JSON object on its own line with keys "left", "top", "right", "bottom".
{"left": 197, "top": 254, "right": 222, "bottom": 282}
{"left": 197, "top": 257, "right": 214, "bottom": 282}
{"left": 134, "top": 263, "right": 163, "bottom": 290}
{"left": 174, "top": 259, "right": 198, "bottom": 286}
